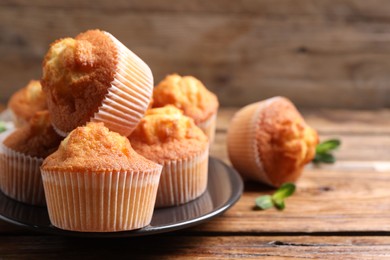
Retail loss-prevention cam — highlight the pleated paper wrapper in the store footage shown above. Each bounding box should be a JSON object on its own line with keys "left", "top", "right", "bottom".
{"left": 41, "top": 167, "right": 162, "bottom": 232}
{"left": 90, "top": 32, "right": 154, "bottom": 137}
{"left": 196, "top": 113, "right": 217, "bottom": 144}
{"left": 227, "top": 101, "right": 274, "bottom": 186}
{"left": 0, "top": 143, "right": 45, "bottom": 206}
{"left": 155, "top": 147, "right": 209, "bottom": 208}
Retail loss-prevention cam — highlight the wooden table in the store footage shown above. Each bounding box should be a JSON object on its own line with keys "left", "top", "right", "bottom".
{"left": 1, "top": 108, "right": 390, "bottom": 259}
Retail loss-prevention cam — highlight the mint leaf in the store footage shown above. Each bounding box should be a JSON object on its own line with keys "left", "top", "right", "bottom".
{"left": 255, "top": 183, "right": 296, "bottom": 211}
{"left": 313, "top": 139, "right": 341, "bottom": 164}
{"left": 273, "top": 198, "right": 285, "bottom": 210}
{"left": 313, "top": 153, "right": 335, "bottom": 164}
{"left": 316, "top": 139, "right": 341, "bottom": 154}
{"left": 272, "top": 182, "right": 296, "bottom": 202}
{"left": 255, "top": 195, "right": 273, "bottom": 210}
{"left": 0, "top": 121, "right": 6, "bottom": 133}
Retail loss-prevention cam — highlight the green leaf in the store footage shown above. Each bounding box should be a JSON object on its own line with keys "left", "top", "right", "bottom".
{"left": 0, "top": 121, "right": 6, "bottom": 133}
{"left": 255, "top": 195, "right": 274, "bottom": 210}
{"left": 272, "top": 182, "right": 296, "bottom": 202}
{"left": 316, "top": 139, "right": 341, "bottom": 154}
{"left": 273, "top": 198, "right": 285, "bottom": 210}
{"left": 254, "top": 183, "right": 296, "bottom": 211}
{"left": 313, "top": 153, "right": 335, "bottom": 164}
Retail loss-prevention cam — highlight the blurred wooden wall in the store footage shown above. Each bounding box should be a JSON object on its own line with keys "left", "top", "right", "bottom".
{"left": 1, "top": 0, "right": 390, "bottom": 109}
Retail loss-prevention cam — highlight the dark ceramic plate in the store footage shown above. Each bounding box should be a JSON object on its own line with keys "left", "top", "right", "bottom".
{"left": 0, "top": 157, "right": 243, "bottom": 237}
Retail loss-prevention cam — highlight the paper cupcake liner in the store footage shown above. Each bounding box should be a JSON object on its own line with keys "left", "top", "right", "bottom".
{"left": 91, "top": 32, "right": 154, "bottom": 137}
{"left": 0, "top": 142, "right": 45, "bottom": 206}
{"left": 155, "top": 147, "right": 209, "bottom": 208}
{"left": 197, "top": 113, "right": 217, "bottom": 144}
{"left": 52, "top": 124, "right": 69, "bottom": 137}
{"left": 41, "top": 167, "right": 162, "bottom": 232}
{"left": 227, "top": 99, "right": 278, "bottom": 185}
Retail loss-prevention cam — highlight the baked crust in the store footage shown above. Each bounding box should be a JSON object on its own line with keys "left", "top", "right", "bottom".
{"left": 41, "top": 29, "right": 117, "bottom": 133}
{"left": 7, "top": 80, "right": 47, "bottom": 125}
{"left": 256, "top": 97, "right": 318, "bottom": 186}
{"left": 129, "top": 106, "right": 208, "bottom": 162}
{"left": 152, "top": 74, "right": 219, "bottom": 124}
{"left": 41, "top": 122, "right": 159, "bottom": 172}
{"left": 3, "top": 111, "right": 63, "bottom": 158}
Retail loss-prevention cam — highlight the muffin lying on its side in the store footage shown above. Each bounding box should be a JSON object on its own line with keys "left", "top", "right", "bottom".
{"left": 227, "top": 97, "right": 318, "bottom": 187}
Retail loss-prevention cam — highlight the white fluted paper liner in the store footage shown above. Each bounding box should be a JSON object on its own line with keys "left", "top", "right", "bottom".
{"left": 0, "top": 142, "right": 45, "bottom": 206}
{"left": 41, "top": 167, "right": 162, "bottom": 232}
{"left": 90, "top": 32, "right": 154, "bottom": 137}
{"left": 155, "top": 147, "right": 209, "bottom": 208}
{"left": 227, "top": 98, "right": 278, "bottom": 186}
{"left": 52, "top": 124, "right": 69, "bottom": 138}
{"left": 196, "top": 113, "right": 217, "bottom": 144}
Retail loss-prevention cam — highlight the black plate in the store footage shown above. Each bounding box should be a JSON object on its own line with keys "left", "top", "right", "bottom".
{"left": 0, "top": 157, "right": 243, "bottom": 237}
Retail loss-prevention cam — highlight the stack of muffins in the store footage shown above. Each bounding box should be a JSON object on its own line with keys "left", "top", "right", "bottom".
{"left": 0, "top": 29, "right": 219, "bottom": 232}
{"left": 1, "top": 29, "right": 319, "bottom": 233}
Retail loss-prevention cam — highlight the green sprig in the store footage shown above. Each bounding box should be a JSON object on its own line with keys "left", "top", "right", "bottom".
{"left": 313, "top": 139, "right": 341, "bottom": 164}
{"left": 255, "top": 183, "right": 296, "bottom": 211}
{"left": 0, "top": 121, "right": 6, "bottom": 133}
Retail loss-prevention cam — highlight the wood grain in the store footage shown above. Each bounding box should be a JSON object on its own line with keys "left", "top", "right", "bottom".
{"left": 0, "top": 235, "right": 389, "bottom": 259}
{"left": 208, "top": 108, "right": 390, "bottom": 234}
{"left": 217, "top": 108, "right": 390, "bottom": 134}
{"left": 1, "top": 1, "right": 390, "bottom": 108}
{"left": 193, "top": 168, "right": 390, "bottom": 233}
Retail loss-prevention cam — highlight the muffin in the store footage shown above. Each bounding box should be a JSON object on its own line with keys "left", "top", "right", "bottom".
{"left": 152, "top": 74, "right": 219, "bottom": 142}
{"left": 0, "top": 111, "right": 62, "bottom": 206}
{"left": 41, "top": 122, "right": 162, "bottom": 232}
{"left": 7, "top": 80, "right": 47, "bottom": 127}
{"left": 129, "top": 106, "right": 209, "bottom": 208}
{"left": 41, "top": 29, "right": 153, "bottom": 137}
{"left": 227, "top": 97, "right": 318, "bottom": 187}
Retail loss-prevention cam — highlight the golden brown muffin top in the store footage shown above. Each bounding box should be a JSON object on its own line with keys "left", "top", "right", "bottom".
{"left": 256, "top": 97, "right": 318, "bottom": 186}
{"left": 41, "top": 29, "right": 117, "bottom": 133}
{"left": 3, "top": 111, "right": 63, "bottom": 158}
{"left": 129, "top": 106, "right": 208, "bottom": 162}
{"left": 152, "top": 74, "right": 219, "bottom": 124}
{"left": 7, "top": 80, "right": 47, "bottom": 123}
{"left": 42, "top": 122, "right": 160, "bottom": 172}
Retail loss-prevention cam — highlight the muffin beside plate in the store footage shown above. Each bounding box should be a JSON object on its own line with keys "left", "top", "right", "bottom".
{"left": 227, "top": 97, "right": 318, "bottom": 187}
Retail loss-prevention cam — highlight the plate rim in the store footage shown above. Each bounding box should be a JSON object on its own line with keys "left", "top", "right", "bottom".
{"left": 0, "top": 156, "right": 243, "bottom": 237}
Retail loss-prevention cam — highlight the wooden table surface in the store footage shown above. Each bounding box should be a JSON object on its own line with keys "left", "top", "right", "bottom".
{"left": 1, "top": 108, "right": 390, "bottom": 259}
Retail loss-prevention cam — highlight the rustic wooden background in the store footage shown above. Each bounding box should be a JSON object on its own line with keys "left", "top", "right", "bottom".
{"left": 1, "top": 0, "right": 390, "bottom": 109}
